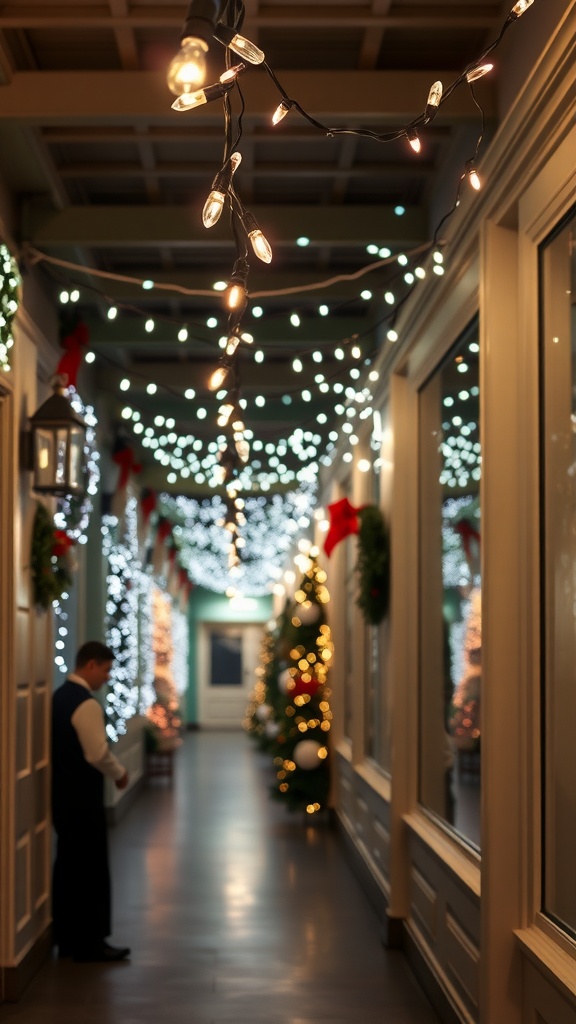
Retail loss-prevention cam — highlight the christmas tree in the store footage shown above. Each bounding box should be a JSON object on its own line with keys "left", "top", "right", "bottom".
{"left": 146, "top": 588, "right": 183, "bottom": 752}
{"left": 270, "top": 557, "right": 334, "bottom": 815}
{"left": 244, "top": 599, "right": 291, "bottom": 749}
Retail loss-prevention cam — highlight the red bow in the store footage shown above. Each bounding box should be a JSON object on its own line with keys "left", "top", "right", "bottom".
{"left": 324, "top": 497, "right": 361, "bottom": 557}
{"left": 112, "top": 446, "right": 142, "bottom": 489}
{"left": 52, "top": 529, "right": 75, "bottom": 558}
{"left": 140, "top": 488, "right": 157, "bottom": 523}
{"left": 56, "top": 321, "right": 90, "bottom": 390}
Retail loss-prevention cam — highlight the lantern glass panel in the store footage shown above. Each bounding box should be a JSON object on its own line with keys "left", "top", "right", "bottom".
{"left": 68, "top": 425, "right": 84, "bottom": 491}
{"left": 33, "top": 428, "right": 56, "bottom": 490}
{"left": 55, "top": 428, "right": 68, "bottom": 488}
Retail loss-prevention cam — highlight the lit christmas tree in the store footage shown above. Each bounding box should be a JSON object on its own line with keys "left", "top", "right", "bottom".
{"left": 245, "top": 600, "right": 291, "bottom": 749}
{"left": 270, "top": 557, "right": 334, "bottom": 815}
{"left": 146, "top": 588, "right": 183, "bottom": 752}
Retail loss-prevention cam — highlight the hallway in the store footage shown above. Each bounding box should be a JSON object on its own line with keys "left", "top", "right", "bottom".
{"left": 3, "top": 731, "right": 441, "bottom": 1024}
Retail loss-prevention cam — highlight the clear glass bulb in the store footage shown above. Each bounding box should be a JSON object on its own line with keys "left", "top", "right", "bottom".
{"left": 427, "top": 80, "right": 443, "bottom": 108}
{"left": 466, "top": 63, "right": 493, "bottom": 83}
{"left": 171, "top": 89, "right": 207, "bottom": 112}
{"left": 407, "top": 130, "right": 421, "bottom": 153}
{"left": 218, "top": 404, "right": 234, "bottom": 426}
{"left": 249, "top": 229, "right": 273, "bottom": 264}
{"left": 226, "top": 335, "right": 240, "bottom": 355}
{"left": 272, "top": 101, "right": 292, "bottom": 126}
{"left": 511, "top": 0, "right": 534, "bottom": 16}
{"left": 468, "top": 168, "right": 482, "bottom": 191}
{"left": 209, "top": 365, "right": 229, "bottom": 390}
{"left": 203, "top": 190, "right": 226, "bottom": 228}
{"left": 230, "top": 152, "right": 242, "bottom": 174}
{"left": 220, "top": 63, "right": 246, "bottom": 84}
{"left": 167, "top": 37, "right": 208, "bottom": 96}
{"left": 227, "top": 283, "right": 247, "bottom": 311}
{"left": 229, "top": 33, "right": 265, "bottom": 65}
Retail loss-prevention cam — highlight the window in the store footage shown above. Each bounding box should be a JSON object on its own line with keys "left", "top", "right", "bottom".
{"left": 540, "top": 206, "right": 576, "bottom": 937}
{"left": 419, "top": 319, "right": 481, "bottom": 848}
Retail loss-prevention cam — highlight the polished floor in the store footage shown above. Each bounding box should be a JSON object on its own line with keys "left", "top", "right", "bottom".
{"left": 4, "top": 731, "right": 441, "bottom": 1024}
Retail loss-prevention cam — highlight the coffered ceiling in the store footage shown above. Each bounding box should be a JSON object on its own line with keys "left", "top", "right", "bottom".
{"left": 0, "top": 0, "right": 507, "bottom": 494}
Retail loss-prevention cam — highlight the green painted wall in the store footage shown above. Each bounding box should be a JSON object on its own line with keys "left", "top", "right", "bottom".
{"left": 185, "top": 587, "right": 273, "bottom": 724}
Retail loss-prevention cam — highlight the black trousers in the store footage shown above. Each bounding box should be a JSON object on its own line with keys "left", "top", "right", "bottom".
{"left": 52, "top": 803, "right": 111, "bottom": 954}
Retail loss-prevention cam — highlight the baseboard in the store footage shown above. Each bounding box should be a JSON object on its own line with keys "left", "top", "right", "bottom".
{"left": 403, "top": 925, "right": 466, "bottom": 1024}
{"left": 1, "top": 925, "right": 52, "bottom": 1002}
{"left": 333, "top": 811, "right": 401, "bottom": 948}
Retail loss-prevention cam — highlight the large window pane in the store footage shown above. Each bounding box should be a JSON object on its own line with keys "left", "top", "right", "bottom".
{"left": 541, "top": 206, "right": 576, "bottom": 937}
{"left": 419, "top": 320, "right": 481, "bottom": 848}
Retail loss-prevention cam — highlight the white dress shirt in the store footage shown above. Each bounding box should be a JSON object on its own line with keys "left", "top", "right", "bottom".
{"left": 68, "top": 674, "right": 126, "bottom": 781}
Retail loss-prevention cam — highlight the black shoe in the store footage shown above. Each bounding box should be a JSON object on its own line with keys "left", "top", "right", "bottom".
{"left": 73, "top": 942, "right": 131, "bottom": 963}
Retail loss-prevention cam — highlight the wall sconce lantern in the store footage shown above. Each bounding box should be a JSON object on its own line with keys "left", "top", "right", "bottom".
{"left": 28, "top": 377, "right": 87, "bottom": 497}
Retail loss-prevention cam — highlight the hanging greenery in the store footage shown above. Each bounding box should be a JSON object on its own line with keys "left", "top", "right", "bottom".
{"left": 355, "top": 505, "right": 390, "bottom": 625}
{"left": 30, "top": 503, "right": 74, "bottom": 610}
{"left": 0, "top": 242, "right": 20, "bottom": 374}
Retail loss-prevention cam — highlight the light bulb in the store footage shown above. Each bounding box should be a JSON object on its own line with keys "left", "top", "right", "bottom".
{"left": 228, "top": 33, "right": 265, "bottom": 64}
{"left": 209, "top": 365, "right": 229, "bottom": 390}
{"left": 426, "top": 80, "right": 443, "bottom": 117}
{"left": 171, "top": 88, "right": 207, "bottom": 111}
{"left": 466, "top": 162, "right": 482, "bottom": 190}
{"left": 171, "top": 81, "right": 229, "bottom": 112}
{"left": 167, "top": 37, "right": 208, "bottom": 96}
{"left": 249, "top": 228, "right": 273, "bottom": 263}
{"left": 227, "top": 283, "right": 247, "bottom": 311}
{"left": 466, "top": 63, "right": 493, "bottom": 83}
{"left": 226, "top": 334, "right": 240, "bottom": 355}
{"left": 407, "top": 129, "right": 421, "bottom": 153}
{"left": 203, "top": 190, "right": 226, "bottom": 228}
{"left": 272, "top": 101, "right": 292, "bottom": 125}
{"left": 510, "top": 0, "right": 534, "bottom": 17}
{"left": 219, "top": 63, "right": 246, "bottom": 85}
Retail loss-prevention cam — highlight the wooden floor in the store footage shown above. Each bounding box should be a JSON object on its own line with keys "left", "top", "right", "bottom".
{"left": 4, "top": 731, "right": 441, "bottom": 1024}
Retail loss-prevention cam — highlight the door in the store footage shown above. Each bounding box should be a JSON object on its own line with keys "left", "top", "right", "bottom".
{"left": 198, "top": 622, "right": 262, "bottom": 728}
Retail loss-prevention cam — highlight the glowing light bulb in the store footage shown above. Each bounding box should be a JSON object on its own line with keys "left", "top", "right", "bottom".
{"left": 466, "top": 63, "right": 493, "bottom": 83}
{"left": 107, "top": 306, "right": 118, "bottom": 320}
{"left": 228, "top": 33, "right": 264, "bottom": 64}
{"left": 178, "top": 327, "right": 188, "bottom": 342}
{"left": 466, "top": 162, "right": 482, "bottom": 190}
{"left": 203, "top": 190, "right": 226, "bottom": 228}
{"left": 426, "top": 80, "right": 443, "bottom": 116}
{"left": 209, "top": 365, "right": 229, "bottom": 390}
{"left": 249, "top": 228, "right": 273, "bottom": 263}
{"left": 171, "top": 88, "right": 207, "bottom": 111}
{"left": 407, "top": 129, "right": 421, "bottom": 153}
{"left": 227, "top": 283, "right": 247, "bottom": 311}
{"left": 293, "top": 358, "right": 303, "bottom": 372}
{"left": 167, "top": 37, "right": 208, "bottom": 96}
{"left": 510, "top": 0, "right": 534, "bottom": 17}
{"left": 219, "top": 63, "right": 246, "bottom": 85}
{"left": 226, "top": 334, "right": 240, "bottom": 356}
{"left": 272, "top": 100, "right": 292, "bottom": 125}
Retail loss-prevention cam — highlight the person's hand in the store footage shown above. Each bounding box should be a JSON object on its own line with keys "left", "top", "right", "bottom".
{"left": 115, "top": 770, "right": 129, "bottom": 790}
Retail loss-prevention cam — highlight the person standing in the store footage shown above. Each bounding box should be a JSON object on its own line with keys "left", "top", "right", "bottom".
{"left": 51, "top": 640, "right": 131, "bottom": 962}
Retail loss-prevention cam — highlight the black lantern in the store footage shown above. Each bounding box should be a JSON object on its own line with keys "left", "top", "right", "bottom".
{"left": 28, "top": 377, "right": 87, "bottom": 497}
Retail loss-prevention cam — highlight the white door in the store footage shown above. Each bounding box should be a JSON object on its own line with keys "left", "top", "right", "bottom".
{"left": 198, "top": 622, "right": 262, "bottom": 728}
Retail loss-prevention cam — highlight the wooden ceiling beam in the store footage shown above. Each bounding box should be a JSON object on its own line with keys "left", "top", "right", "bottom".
{"left": 0, "top": 6, "right": 502, "bottom": 31}
{"left": 56, "top": 159, "right": 435, "bottom": 180}
{"left": 28, "top": 203, "right": 427, "bottom": 247}
{"left": 0, "top": 70, "right": 496, "bottom": 121}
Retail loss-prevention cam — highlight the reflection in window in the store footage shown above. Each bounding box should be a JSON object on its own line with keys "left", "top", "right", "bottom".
{"left": 419, "top": 319, "right": 481, "bottom": 848}
{"left": 540, "top": 205, "right": 576, "bottom": 938}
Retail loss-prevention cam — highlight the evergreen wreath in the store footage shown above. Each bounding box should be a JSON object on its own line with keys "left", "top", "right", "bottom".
{"left": 355, "top": 505, "right": 390, "bottom": 625}
{"left": 31, "top": 503, "right": 73, "bottom": 610}
{"left": 0, "top": 242, "right": 20, "bottom": 374}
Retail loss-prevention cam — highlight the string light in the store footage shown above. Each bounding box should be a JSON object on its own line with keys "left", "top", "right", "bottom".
{"left": 167, "top": 36, "right": 208, "bottom": 95}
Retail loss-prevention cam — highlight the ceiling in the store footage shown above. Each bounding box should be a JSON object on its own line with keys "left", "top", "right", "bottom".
{"left": 0, "top": 0, "right": 506, "bottom": 498}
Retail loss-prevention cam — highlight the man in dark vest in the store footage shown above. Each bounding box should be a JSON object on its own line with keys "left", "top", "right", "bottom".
{"left": 51, "top": 640, "right": 131, "bottom": 962}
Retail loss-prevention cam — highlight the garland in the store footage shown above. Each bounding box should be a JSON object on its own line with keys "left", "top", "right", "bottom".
{"left": 0, "top": 242, "right": 20, "bottom": 374}
{"left": 31, "top": 503, "right": 74, "bottom": 610}
{"left": 355, "top": 505, "right": 390, "bottom": 625}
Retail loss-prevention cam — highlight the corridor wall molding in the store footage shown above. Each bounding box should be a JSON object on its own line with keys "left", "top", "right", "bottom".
{"left": 320, "top": 3, "right": 576, "bottom": 1023}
